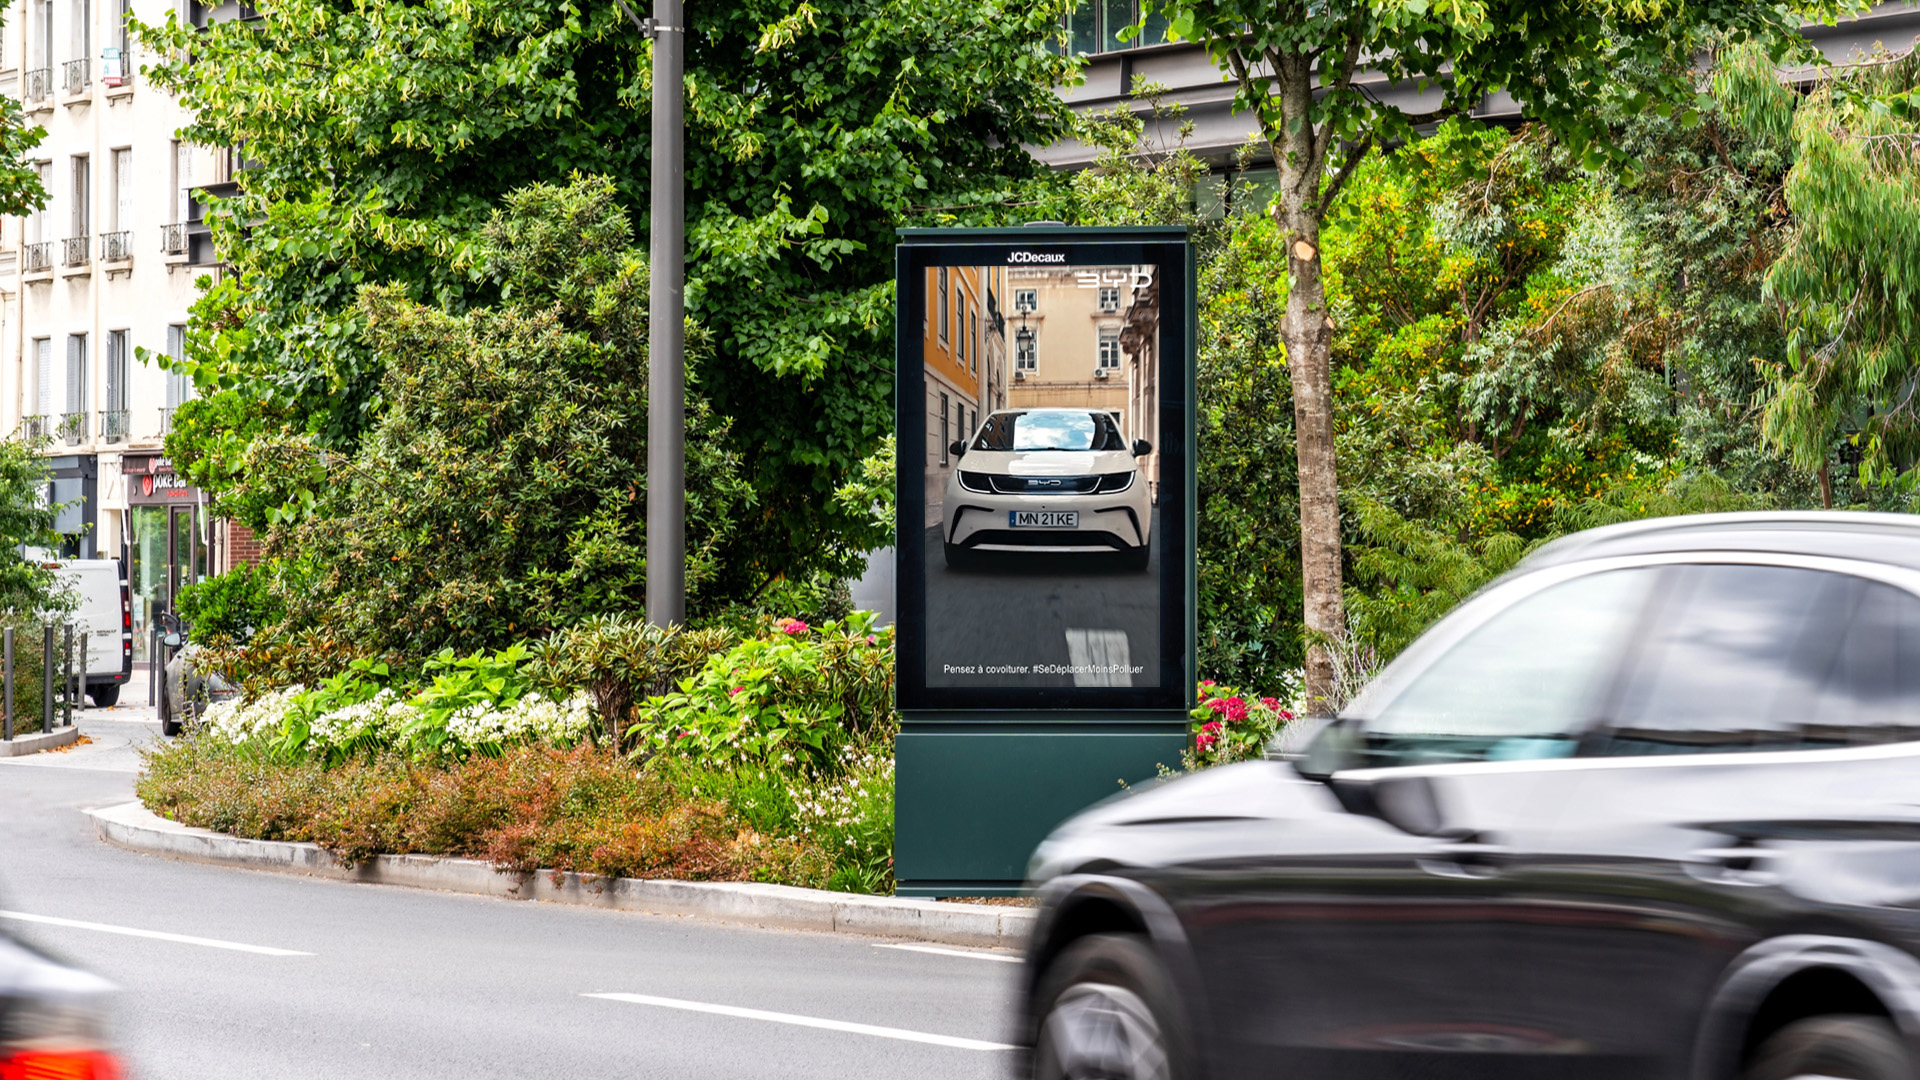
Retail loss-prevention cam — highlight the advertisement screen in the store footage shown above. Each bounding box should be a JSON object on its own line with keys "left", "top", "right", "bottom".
{"left": 918, "top": 260, "right": 1165, "bottom": 692}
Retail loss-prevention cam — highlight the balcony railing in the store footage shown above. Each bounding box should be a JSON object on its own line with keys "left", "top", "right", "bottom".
{"left": 22, "top": 243, "right": 52, "bottom": 274}
{"left": 61, "top": 58, "right": 89, "bottom": 95}
{"left": 160, "top": 223, "right": 187, "bottom": 256}
{"left": 57, "top": 412, "right": 87, "bottom": 446}
{"left": 99, "top": 231, "right": 131, "bottom": 261}
{"left": 100, "top": 409, "right": 129, "bottom": 444}
{"left": 18, "top": 416, "right": 46, "bottom": 441}
{"left": 22, "top": 68, "right": 50, "bottom": 105}
{"left": 61, "top": 236, "right": 89, "bottom": 267}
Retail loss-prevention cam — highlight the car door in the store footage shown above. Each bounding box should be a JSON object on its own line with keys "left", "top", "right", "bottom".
{"left": 1491, "top": 560, "right": 1920, "bottom": 1080}
{"left": 1180, "top": 566, "right": 1661, "bottom": 1080}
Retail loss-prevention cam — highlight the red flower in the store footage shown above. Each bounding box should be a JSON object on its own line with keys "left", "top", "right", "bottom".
{"left": 865, "top": 635, "right": 877, "bottom": 645}
{"left": 1260, "top": 696, "right": 1280, "bottom": 710}
{"left": 1207, "top": 698, "right": 1229, "bottom": 714}
{"left": 1279, "top": 710, "right": 1294, "bottom": 722}
{"left": 728, "top": 686, "right": 744, "bottom": 696}
{"left": 779, "top": 619, "right": 810, "bottom": 635}
{"left": 1224, "top": 697, "right": 1249, "bottom": 723}
{"left": 1195, "top": 732, "right": 1218, "bottom": 752}
{"left": 1201, "top": 720, "right": 1223, "bottom": 733}
{"left": 1198, "top": 680, "right": 1216, "bottom": 688}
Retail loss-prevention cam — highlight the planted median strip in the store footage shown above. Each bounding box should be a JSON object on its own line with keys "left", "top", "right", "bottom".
{"left": 581, "top": 992, "right": 1016, "bottom": 1051}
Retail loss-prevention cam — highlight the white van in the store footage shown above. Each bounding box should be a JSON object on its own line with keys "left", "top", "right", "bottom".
{"left": 47, "top": 559, "right": 133, "bottom": 707}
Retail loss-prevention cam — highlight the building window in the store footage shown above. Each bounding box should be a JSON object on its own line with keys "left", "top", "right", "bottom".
{"left": 65, "top": 333, "right": 87, "bottom": 416}
{"left": 172, "top": 140, "right": 192, "bottom": 224}
{"left": 70, "top": 154, "right": 88, "bottom": 238}
{"left": 969, "top": 312, "right": 978, "bottom": 374}
{"left": 166, "top": 324, "right": 193, "bottom": 406}
{"left": 1016, "top": 329, "right": 1037, "bottom": 372}
{"left": 71, "top": 0, "right": 90, "bottom": 64}
{"left": 33, "top": 338, "right": 51, "bottom": 418}
{"left": 111, "top": 148, "right": 131, "bottom": 233}
{"left": 106, "top": 329, "right": 127, "bottom": 411}
{"left": 27, "top": 162, "right": 49, "bottom": 244}
{"left": 939, "top": 391, "right": 950, "bottom": 465}
{"left": 937, "top": 266, "right": 949, "bottom": 342}
{"left": 1098, "top": 329, "right": 1121, "bottom": 370}
{"left": 1062, "top": 0, "right": 1167, "bottom": 55}
{"left": 1098, "top": 286, "right": 1120, "bottom": 312}
{"left": 1014, "top": 289, "right": 1037, "bottom": 313}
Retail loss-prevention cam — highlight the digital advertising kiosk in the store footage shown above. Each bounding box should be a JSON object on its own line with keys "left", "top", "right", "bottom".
{"left": 893, "top": 225, "right": 1197, "bottom": 896}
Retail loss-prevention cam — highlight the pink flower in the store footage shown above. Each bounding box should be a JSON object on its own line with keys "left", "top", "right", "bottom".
{"left": 729, "top": 686, "right": 744, "bottom": 696}
{"left": 866, "top": 635, "right": 877, "bottom": 645}
{"left": 1207, "top": 698, "right": 1229, "bottom": 714}
{"left": 1195, "top": 732, "right": 1218, "bottom": 752}
{"left": 1279, "top": 710, "right": 1294, "bottom": 722}
{"left": 1224, "top": 697, "right": 1249, "bottom": 723}
{"left": 677, "top": 731, "right": 693, "bottom": 739}
{"left": 1201, "top": 720, "right": 1223, "bottom": 733}
{"left": 779, "top": 619, "right": 809, "bottom": 635}
{"left": 1260, "top": 696, "right": 1280, "bottom": 710}
{"left": 1198, "top": 680, "right": 1215, "bottom": 688}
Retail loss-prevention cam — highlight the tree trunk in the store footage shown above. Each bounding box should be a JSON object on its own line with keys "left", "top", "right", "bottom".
{"left": 1271, "top": 56, "right": 1344, "bottom": 716}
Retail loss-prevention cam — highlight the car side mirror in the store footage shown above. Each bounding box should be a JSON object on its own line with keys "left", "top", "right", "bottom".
{"left": 1131, "top": 439, "right": 1152, "bottom": 457}
{"left": 1339, "top": 774, "right": 1448, "bottom": 837}
{"left": 162, "top": 632, "right": 182, "bottom": 648}
{"left": 949, "top": 440, "right": 967, "bottom": 458}
{"left": 1293, "top": 716, "right": 1360, "bottom": 780}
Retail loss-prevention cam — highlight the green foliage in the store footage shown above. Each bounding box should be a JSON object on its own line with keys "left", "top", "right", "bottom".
{"left": 260, "top": 178, "right": 755, "bottom": 657}
{"left": 1186, "top": 681, "right": 1298, "bottom": 769}
{"left": 175, "top": 561, "right": 284, "bottom": 646}
{"left": 1714, "top": 43, "right": 1920, "bottom": 492}
{"left": 0, "top": 436, "right": 75, "bottom": 616}
{"left": 528, "top": 618, "right": 738, "bottom": 741}
{"left": 137, "top": 0, "right": 1078, "bottom": 588}
{"left": 629, "top": 614, "right": 895, "bottom": 772}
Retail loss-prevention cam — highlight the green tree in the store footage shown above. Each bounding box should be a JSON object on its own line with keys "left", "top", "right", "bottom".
{"left": 262, "top": 177, "right": 754, "bottom": 658}
{"left": 138, "top": 0, "right": 1075, "bottom": 592}
{"left": 0, "top": 436, "right": 72, "bottom": 614}
{"left": 1148, "top": 0, "right": 1840, "bottom": 712}
{"left": 1713, "top": 43, "right": 1920, "bottom": 504}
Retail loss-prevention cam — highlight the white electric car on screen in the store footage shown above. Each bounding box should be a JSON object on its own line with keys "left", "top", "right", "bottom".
{"left": 943, "top": 408, "right": 1153, "bottom": 571}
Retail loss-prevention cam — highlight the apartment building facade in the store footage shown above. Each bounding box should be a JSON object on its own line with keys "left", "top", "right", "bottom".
{"left": 0, "top": 0, "right": 245, "bottom": 661}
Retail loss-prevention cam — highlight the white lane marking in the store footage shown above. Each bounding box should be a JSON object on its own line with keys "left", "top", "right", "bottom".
{"left": 873, "top": 942, "right": 1022, "bottom": 964}
{"left": 1064, "top": 628, "right": 1132, "bottom": 687}
{"left": 583, "top": 992, "right": 1016, "bottom": 1051}
{"left": 0, "top": 911, "right": 313, "bottom": 956}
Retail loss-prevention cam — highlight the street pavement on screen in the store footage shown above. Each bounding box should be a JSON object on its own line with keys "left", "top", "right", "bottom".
{"left": 0, "top": 713, "right": 1020, "bottom": 1080}
{"left": 922, "top": 509, "right": 1161, "bottom": 689}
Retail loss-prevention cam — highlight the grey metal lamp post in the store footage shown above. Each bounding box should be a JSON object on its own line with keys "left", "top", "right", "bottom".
{"left": 614, "top": 0, "right": 685, "bottom": 629}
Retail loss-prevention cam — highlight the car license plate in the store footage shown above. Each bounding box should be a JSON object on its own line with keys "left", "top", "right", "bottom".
{"left": 1011, "top": 510, "right": 1078, "bottom": 528}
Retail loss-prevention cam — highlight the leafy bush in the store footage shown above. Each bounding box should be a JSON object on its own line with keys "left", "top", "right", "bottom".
{"left": 527, "top": 618, "right": 739, "bottom": 743}
{"left": 138, "top": 739, "right": 832, "bottom": 884}
{"left": 1185, "top": 680, "right": 1299, "bottom": 770}
{"left": 175, "top": 561, "right": 284, "bottom": 645}
{"left": 628, "top": 614, "right": 895, "bottom": 772}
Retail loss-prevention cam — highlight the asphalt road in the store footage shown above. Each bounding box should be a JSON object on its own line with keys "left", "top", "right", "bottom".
{"left": 0, "top": 713, "right": 1022, "bottom": 1080}
{"left": 923, "top": 510, "right": 1161, "bottom": 689}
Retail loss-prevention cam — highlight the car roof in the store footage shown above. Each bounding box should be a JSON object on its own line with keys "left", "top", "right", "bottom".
{"left": 1524, "top": 511, "right": 1920, "bottom": 572}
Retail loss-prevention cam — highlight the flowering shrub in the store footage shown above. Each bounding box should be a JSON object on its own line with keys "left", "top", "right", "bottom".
{"left": 197, "top": 647, "right": 597, "bottom": 764}
{"left": 1186, "top": 679, "right": 1297, "bottom": 769}
{"left": 789, "top": 747, "right": 894, "bottom": 892}
{"left": 629, "top": 613, "right": 895, "bottom": 772}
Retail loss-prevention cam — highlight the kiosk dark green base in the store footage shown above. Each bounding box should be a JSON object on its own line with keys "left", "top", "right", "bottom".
{"left": 895, "top": 716, "right": 1189, "bottom": 896}
{"left": 892, "top": 226, "right": 1196, "bottom": 899}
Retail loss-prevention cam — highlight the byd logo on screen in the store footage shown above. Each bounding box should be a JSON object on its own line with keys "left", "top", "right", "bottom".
{"left": 1008, "top": 251, "right": 1067, "bottom": 263}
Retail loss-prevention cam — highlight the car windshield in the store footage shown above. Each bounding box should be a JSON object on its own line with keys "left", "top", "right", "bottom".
{"left": 973, "top": 411, "right": 1126, "bottom": 452}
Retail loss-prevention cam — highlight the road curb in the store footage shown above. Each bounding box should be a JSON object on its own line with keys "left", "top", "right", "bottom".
{"left": 87, "top": 802, "right": 1034, "bottom": 950}
{"left": 0, "top": 726, "right": 79, "bottom": 757}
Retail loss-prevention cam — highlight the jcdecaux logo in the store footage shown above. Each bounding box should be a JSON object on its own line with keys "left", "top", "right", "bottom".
{"left": 1008, "top": 251, "right": 1066, "bottom": 264}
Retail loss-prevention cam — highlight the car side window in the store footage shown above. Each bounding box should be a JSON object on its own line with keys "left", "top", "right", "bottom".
{"left": 1360, "top": 568, "right": 1659, "bottom": 768}
{"left": 1593, "top": 564, "right": 1920, "bottom": 755}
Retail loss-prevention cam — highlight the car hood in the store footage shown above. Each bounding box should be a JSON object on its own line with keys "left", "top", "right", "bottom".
{"left": 959, "top": 449, "right": 1135, "bottom": 475}
{"left": 1027, "top": 759, "right": 1354, "bottom": 884}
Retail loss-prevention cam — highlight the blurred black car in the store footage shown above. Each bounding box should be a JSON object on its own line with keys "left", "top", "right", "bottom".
{"left": 0, "top": 923, "right": 120, "bottom": 1078}
{"left": 1020, "top": 512, "right": 1920, "bottom": 1080}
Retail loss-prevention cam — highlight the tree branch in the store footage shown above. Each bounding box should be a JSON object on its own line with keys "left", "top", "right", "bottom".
{"left": 1316, "top": 132, "right": 1373, "bottom": 217}
{"left": 1308, "top": 30, "right": 1366, "bottom": 183}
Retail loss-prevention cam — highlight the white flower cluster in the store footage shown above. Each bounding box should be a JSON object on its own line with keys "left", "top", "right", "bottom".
{"left": 201, "top": 687, "right": 305, "bottom": 744}
{"left": 308, "top": 688, "right": 419, "bottom": 753}
{"left": 442, "top": 691, "right": 598, "bottom": 751}
{"left": 790, "top": 748, "right": 893, "bottom": 842}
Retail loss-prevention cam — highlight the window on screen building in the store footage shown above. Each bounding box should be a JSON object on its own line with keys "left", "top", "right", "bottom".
{"left": 1061, "top": 0, "right": 1168, "bottom": 54}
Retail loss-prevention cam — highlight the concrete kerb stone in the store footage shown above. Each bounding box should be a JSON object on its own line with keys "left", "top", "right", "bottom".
{"left": 0, "top": 726, "right": 80, "bottom": 757}
{"left": 86, "top": 801, "right": 1033, "bottom": 950}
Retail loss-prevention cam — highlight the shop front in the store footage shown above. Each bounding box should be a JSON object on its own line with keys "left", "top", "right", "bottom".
{"left": 122, "top": 454, "right": 208, "bottom": 665}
